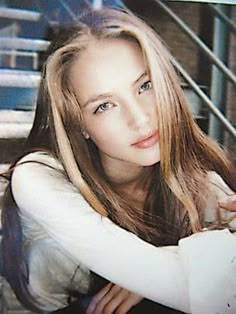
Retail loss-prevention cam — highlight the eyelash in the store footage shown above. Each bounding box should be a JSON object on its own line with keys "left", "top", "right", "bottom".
{"left": 93, "top": 80, "right": 152, "bottom": 114}
{"left": 94, "top": 102, "right": 113, "bottom": 114}
{"left": 138, "top": 80, "right": 152, "bottom": 94}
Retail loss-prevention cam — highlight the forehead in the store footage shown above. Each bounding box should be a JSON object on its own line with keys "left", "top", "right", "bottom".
{"left": 69, "top": 38, "right": 147, "bottom": 101}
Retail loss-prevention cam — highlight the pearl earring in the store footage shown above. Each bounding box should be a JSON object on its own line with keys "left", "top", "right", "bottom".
{"left": 82, "top": 130, "right": 90, "bottom": 139}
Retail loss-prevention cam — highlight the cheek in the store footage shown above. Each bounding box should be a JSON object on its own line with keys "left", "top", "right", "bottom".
{"left": 149, "top": 95, "right": 157, "bottom": 115}
{"left": 85, "top": 115, "right": 124, "bottom": 144}
{"left": 88, "top": 123, "right": 126, "bottom": 155}
{"left": 89, "top": 132, "right": 108, "bottom": 149}
{"left": 86, "top": 121, "right": 114, "bottom": 147}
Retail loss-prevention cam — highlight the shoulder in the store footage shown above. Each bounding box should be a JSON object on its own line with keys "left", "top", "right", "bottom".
{"left": 12, "top": 151, "right": 62, "bottom": 196}
{"left": 12, "top": 151, "right": 64, "bottom": 186}
{"left": 15, "top": 151, "right": 62, "bottom": 171}
{"left": 11, "top": 151, "right": 80, "bottom": 213}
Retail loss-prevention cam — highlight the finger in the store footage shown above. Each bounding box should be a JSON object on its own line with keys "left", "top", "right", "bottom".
{"left": 115, "top": 294, "right": 143, "bottom": 314}
{"left": 102, "top": 289, "right": 130, "bottom": 314}
{"left": 86, "top": 282, "right": 113, "bottom": 314}
{"left": 218, "top": 200, "right": 236, "bottom": 211}
{"left": 93, "top": 285, "right": 123, "bottom": 314}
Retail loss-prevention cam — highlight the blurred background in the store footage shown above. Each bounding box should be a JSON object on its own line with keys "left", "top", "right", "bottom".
{"left": 0, "top": 0, "right": 235, "bottom": 312}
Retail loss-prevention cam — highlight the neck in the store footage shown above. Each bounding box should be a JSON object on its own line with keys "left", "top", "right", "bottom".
{"left": 101, "top": 157, "right": 144, "bottom": 185}
{"left": 101, "top": 158, "right": 153, "bottom": 204}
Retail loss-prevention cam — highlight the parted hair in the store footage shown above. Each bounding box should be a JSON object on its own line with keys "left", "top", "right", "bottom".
{"left": 1, "top": 7, "right": 236, "bottom": 312}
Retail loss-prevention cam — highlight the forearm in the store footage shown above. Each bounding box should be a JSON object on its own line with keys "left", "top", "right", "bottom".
{"left": 12, "top": 153, "right": 190, "bottom": 312}
{"left": 12, "top": 153, "right": 236, "bottom": 313}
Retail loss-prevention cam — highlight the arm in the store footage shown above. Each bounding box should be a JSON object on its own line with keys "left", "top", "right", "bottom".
{"left": 11, "top": 153, "right": 236, "bottom": 314}
{"left": 11, "top": 152, "right": 190, "bottom": 313}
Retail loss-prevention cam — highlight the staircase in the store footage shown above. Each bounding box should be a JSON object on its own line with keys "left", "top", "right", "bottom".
{"left": 0, "top": 5, "right": 49, "bottom": 314}
{"left": 0, "top": 1, "right": 100, "bottom": 313}
{"left": 0, "top": 6, "right": 50, "bottom": 141}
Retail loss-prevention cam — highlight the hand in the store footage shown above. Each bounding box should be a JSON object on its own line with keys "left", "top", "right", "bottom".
{"left": 86, "top": 282, "right": 143, "bottom": 314}
{"left": 218, "top": 199, "right": 236, "bottom": 212}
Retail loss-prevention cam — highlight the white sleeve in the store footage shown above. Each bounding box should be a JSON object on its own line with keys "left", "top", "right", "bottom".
{"left": 179, "top": 229, "right": 236, "bottom": 314}
{"left": 11, "top": 154, "right": 236, "bottom": 314}
{"left": 179, "top": 172, "right": 236, "bottom": 314}
{"left": 11, "top": 153, "right": 190, "bottom": 313}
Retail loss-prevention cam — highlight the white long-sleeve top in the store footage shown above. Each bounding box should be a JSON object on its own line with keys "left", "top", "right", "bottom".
{"left": 11, "top": 152, "right": 236, "bottom": 313}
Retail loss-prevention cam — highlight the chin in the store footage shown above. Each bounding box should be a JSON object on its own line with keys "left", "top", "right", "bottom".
{"left": 137, "top": 153, "right": 160, "bottom": 166}
{"left": 141, "top": 160, "right": 160, "bottom": 167}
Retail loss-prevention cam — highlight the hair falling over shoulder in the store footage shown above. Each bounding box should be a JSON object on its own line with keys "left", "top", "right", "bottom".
{"left": 1, "top": 6, "right": 236, "bottom": 312}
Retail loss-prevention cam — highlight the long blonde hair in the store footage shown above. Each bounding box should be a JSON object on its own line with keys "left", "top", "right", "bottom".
{"left": 1, "top": 8, "right": 235, "bottom": 311}
{"left": 42, "top": 7, "right": 234, "bottom": 237}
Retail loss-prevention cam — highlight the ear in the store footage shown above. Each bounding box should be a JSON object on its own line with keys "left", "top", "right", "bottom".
{"left": 82, "top": 130, "right": 90, "bottom": 139}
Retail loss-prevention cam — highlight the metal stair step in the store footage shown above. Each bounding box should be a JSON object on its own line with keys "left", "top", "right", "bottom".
{"left": 0, "top": 110, "right": 34, "bottom": 139}
{"left": 0, "top": 70, "right": 41, "bottom": 88}
{"left": 0, "top": 37, "right": 50, "bottom": 52}
{"left": 0, "top": 7, "right": 40, "bottom": 22}
{"left": 0, "top": 123, "right": 32, "bottom": 139}
{"left": 0, "top": 110, "right": 34, "bottom": 123}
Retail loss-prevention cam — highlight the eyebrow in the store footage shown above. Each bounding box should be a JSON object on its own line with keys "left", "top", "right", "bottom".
{"left": 82, "top": 71, "right": 148, "bottom": 108}
{"left": 82, "top": 93, "right": 113, "bottom": 108}
{"left": 133, "top": 71, "right": 148, "bottom": 86}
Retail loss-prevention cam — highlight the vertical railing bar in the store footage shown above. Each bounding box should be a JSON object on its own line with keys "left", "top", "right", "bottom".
{"left": 153, "top": 0, "right": 236, "bottom": 86}
{"left": 208, "top": 3, "right": 236, "bottom": 35}
{"left": 172, "top": 58, "right": 236, "bottom": 140}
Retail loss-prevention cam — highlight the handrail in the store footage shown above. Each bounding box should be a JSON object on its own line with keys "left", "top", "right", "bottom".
{"left": 153, "top": 0, "right": 236, "bottom": 87}
{"left": 208, "top": 3, "right": 236, "bottom": 35}
{"left": 34, "top": 0, "right": 91, "bottom": 25}
{"left": 57, "top": 0, "right": 78, "bottom": 22}
{"left": 57, "top": 0, "right": 92, "bottom": 22}
{"left": 172, "top": 58, "right": 236, "bottom": 140}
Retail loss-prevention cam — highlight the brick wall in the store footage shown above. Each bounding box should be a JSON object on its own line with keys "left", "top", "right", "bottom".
{"left": 124, "top": 0, "right": 201, "bottom": 79}
{"left": 225, "top": 5, "right": 236, "bottom": 159}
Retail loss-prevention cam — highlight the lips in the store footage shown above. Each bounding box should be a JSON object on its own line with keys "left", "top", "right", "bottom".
{"left": 131, "top": 130, "right": 159, "bottom": 148}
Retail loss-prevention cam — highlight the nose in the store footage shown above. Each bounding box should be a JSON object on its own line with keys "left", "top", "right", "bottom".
{"left": 125, "top": 97, "right": 151, "bottom": 130}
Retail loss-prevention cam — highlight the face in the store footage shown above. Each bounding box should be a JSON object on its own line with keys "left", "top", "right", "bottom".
{"left": 70, "top": 38, "right": 160, "bottom": 175}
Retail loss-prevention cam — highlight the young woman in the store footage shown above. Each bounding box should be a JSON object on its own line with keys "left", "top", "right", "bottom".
{"left": 1, "top": 7, "right": 236, "bottom": 314}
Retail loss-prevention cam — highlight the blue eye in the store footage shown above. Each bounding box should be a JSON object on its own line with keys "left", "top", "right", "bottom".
{"left": 94, "top": 102, "right": 113, "bottom": 114}
{"left": 139, "top": 81, "right": 152, "bottom": 94}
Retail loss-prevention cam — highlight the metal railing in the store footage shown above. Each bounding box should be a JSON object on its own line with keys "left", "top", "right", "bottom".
{"left": 154, "top": 0, "right": 236, "bottom": 87}
{"left": 0, "top": 37, "right": 50, "bottom": 71}
{"left": 208, "top": 3, "right": 236, "bottom": 34}
{"left": 172, "top": 58, "right": 236, "bottom": 139}
{"left": 150, "top": 0, "right": 236, "bottom": 141}
{"left": 0, "top": 50, "right": 39, "bottom": 70}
